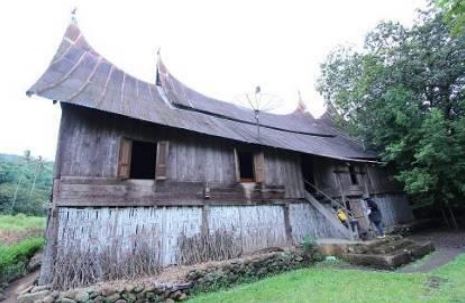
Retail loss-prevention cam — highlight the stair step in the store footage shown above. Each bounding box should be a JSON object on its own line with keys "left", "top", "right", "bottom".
{"left": 304, "top": 191, "right": 354, "bottom": 240}
{"left": 405, "top": 241, "right": 435, "bottom": 259}
{"left": 371, "top": 239, "right": 415, "bottom": 255}
{"left": 342, "top": 240, "right": 435, "bottom": 270}
{"left": 349, "top": 236, "right": 402, "bottom": 254}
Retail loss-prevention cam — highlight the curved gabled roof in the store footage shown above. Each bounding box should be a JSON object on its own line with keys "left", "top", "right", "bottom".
{"left": 156, "top": 58, "right": 335, "bottom": 137}
{"left": 27, "top": 22, "right": 377, "bottom": 162}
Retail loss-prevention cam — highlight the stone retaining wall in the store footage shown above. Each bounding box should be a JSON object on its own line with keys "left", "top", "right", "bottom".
{"left": 18, "top": 248, "right": 317, "bottom": 303}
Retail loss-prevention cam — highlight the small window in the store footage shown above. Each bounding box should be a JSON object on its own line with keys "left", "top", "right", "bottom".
{"left": 349, "top": 165, "right": 358, "bottom": 185}
{"left": 130, "top": 140, "right": 157, "bottom": 179}
{"left": 237, "top": 151, "right": 255, "bottom": 182}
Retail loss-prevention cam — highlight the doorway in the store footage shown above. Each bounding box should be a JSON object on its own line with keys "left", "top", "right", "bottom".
{"left": 301, "top": 155, "right": 315, "bottom": 192}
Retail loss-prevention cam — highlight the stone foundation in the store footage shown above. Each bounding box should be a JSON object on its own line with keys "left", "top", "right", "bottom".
{"left": 19, "top": 248, "right": 316, "bottom": 303}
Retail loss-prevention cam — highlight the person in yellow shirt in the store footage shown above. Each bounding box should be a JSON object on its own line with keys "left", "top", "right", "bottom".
{"left": 336, "top": 207, "right": 349, "bottom": 228}
{"left": 335, "top": 205, "right": 360, "bottom": 236}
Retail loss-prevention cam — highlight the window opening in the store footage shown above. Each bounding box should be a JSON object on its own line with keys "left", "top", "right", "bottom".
{"left": 130, "top": 140, "right": 157, "bottom": 179}
{"left": 238, "top": 151, "right": 255, "bottom": 182}
{"left": 349, "top": 165, "right": 358, "bottom": 185}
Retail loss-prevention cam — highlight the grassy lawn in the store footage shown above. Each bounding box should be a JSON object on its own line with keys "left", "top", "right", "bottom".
{"left": 188, "top": 255, "right": 465, "bottom": 303}
{"left": 0, "top": 214, "right": 46, "bottom": 283}
{"left": 0, "top": 214, "right": 46, "bottom": 232}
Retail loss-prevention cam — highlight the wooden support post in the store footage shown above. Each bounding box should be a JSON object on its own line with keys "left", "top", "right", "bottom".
{"left": 334, "top": 172, "right": 347, "bottom": 205}
{"left": 283, "top": 204, "right": 293, "bottom": 245}
{"left": 39, "top": 108, "right": 67, "bottom": 285}
{"left": 361, "top": 165, "right": 370, "bottom": 196}
{"left": 201, "top": 204, "right": 210, "bottom": 237}
{"left": 38, "top": 179, "right": 61, "bottom": 285}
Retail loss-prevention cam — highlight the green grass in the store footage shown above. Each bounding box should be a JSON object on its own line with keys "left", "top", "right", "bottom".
{"left": 432, "top": 254, "right": 465, "bottom": 302}
{"left": 0, "top": 237, "right": 44, "bottom": 282}
{"left": 0, "top": 214, "right": 46, "bottom": 282}
{"left": 188, "top": 254, "right": 465, "bottom": 303}
{"left": 0, "top": 214, "right": 45, "bottom": 232}
{"left": 0, "top": 237, "right": 44, "bottom": 270}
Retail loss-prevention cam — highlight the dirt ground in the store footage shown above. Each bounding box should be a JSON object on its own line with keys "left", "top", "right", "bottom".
{"left": 2, "top": 270, "right": 39, "bottom": 303}
{"left": 399, "top": 228, "right": 465, "bottom": 273}
{"left": 0, "top": 229, "right": 43, "bottom": 245}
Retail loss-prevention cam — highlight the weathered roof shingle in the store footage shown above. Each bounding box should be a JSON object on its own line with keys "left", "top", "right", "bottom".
{"left": 27, "top": 23, "right": 376, "bottom": 162}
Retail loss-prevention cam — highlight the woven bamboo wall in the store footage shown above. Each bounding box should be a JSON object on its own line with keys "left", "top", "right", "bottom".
{"left": 288, "top": 203, "right": 345, "bottom": 241}
{"left": 208, "top": 205, "right": 287, "bottom": 253}
{"left": 373, "top": 193, "right": 414, "bottom": 228}
{"left": 54, "top": 197, "right": 413, "bottom": 270}
{"left": 56, "top": 205, "right": 289, "bottom": 267}
{"left": 56, "top": 207, "right": 203, "bottom": 266}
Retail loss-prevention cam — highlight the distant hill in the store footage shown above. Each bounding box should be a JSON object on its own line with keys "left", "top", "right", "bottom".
{"left": 0, "top": 153, "right": 24, "bottom": 162}
{"left": 0, "top": 152, "right": 54, "bottom": 216}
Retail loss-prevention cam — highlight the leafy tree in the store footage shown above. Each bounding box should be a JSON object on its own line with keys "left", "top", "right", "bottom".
{"left": 318, "top": 9, "right": 465, "bottom": 228}
{"left": 436, "top": 0, "right": 465, "bottom": 35}
{"left": 0, "top": 152, "right": 53, "bottom": 216}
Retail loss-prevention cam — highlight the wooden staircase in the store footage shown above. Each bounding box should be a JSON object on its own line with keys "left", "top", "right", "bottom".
{"left": 302, "top": 182, "right": 435, "bottom": 269}
{"left": 303, "top": 181, "right": 358, "bottom": 240}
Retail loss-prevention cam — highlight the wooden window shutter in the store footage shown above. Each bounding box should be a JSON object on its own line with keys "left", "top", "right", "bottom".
{"left": 233, "top": 148, "right": 240, "bottom": 182}
{"left": 155, "top": 141, "right": 169, "bottom": 180}
{"left": 254, "top": 151, "right": 266, "bottom": 183}
{"left": 118, "top": 138, "right": 132, "bottom": 179}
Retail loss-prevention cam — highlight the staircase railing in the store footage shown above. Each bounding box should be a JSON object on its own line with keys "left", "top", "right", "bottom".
{"left": 304, "top": 180, "right": 355, "bottom": 219}
{"left": 303, "top": 180, "right": 358, "bottom": 240}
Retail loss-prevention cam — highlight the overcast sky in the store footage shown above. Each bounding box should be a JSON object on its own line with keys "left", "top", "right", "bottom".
{"left": 0, "top": 0, "right": 426, "bottom": 160}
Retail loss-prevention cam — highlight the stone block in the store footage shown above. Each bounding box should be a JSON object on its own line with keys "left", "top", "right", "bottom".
{"left": 18, "top": 290, "right": 51, "bottom": 303}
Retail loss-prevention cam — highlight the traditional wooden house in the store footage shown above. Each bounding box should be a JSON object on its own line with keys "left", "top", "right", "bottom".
{"left": 27, "top": 22, "right": 414, "bottom": 285}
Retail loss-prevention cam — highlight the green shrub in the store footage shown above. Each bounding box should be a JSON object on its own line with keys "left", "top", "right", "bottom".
{"left": 301, "top": 236, "right": 316, "bottom": 252}
{"left": 300, "top": 236, "right": 323, "bottom": 262}
{"left": 0, "top": 237, "right": 44, "bottom": 282}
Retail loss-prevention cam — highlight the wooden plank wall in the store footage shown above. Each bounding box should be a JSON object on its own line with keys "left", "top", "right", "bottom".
{"left": 366, "top": 165, "right": 403, "bottom": 194}
{"left": 58, "top": 105, "right": 404, "bottom": 201}
{"left": 58, "top": 105, "right": 120, "bottom": 178}
{"left": 264, "top": 149, "right": 305, "bottom": 198}
{"left": 308, "top": 156, "right": 403, "bottom": 198}
{"left": 57, "top": 104, "right": 306, "bottom": 200}
{"left": 166, "top": 136, "right": 236, "bottom": 184}
{"left": 311, "top": 157, "right": 340, "bottom": 197}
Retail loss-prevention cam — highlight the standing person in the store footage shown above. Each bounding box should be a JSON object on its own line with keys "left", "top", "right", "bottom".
{"left": 345, "top": 200, "right": 360, "bottom": 235}
{"left": 364, "top": 197, "right": 385, "bottom": 238}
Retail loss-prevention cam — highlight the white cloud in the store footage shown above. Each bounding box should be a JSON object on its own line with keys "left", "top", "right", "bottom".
{"left": 0, "top": 0, "right": 426, "bottom": 160}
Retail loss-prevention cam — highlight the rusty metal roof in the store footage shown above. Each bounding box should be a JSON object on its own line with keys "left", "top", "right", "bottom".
{"left": 27, "top": 23, "right": 376, "bottom": 162}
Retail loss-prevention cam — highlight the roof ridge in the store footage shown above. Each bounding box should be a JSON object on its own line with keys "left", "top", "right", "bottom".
{"left": 26, "top": 21, "right": 377, "bottom": 162}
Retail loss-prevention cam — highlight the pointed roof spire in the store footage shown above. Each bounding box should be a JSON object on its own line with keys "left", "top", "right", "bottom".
{"left": 155, "top": 48, "right": 163, "bottom": 86}
{"left": 71, "top": 7, "right": 78, "bottom": 24}
{"left": 294, "top": 90, "right": 308, "bottom": 114}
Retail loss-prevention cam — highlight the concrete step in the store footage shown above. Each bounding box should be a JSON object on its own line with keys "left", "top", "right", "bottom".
{"left": 371, "top": 239, "right": 415, "bottom": 255}
{"left": 342, "top": 241, "right": 435, "bottom": 270}
{"left": 348, "top": 235, "right": 403, "bottom": 254}
{"left": 317, "top": 236, "right": 435, "bottom": 270}
{"left": 407, "top": 241, "right": 435, "bottom": 259}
